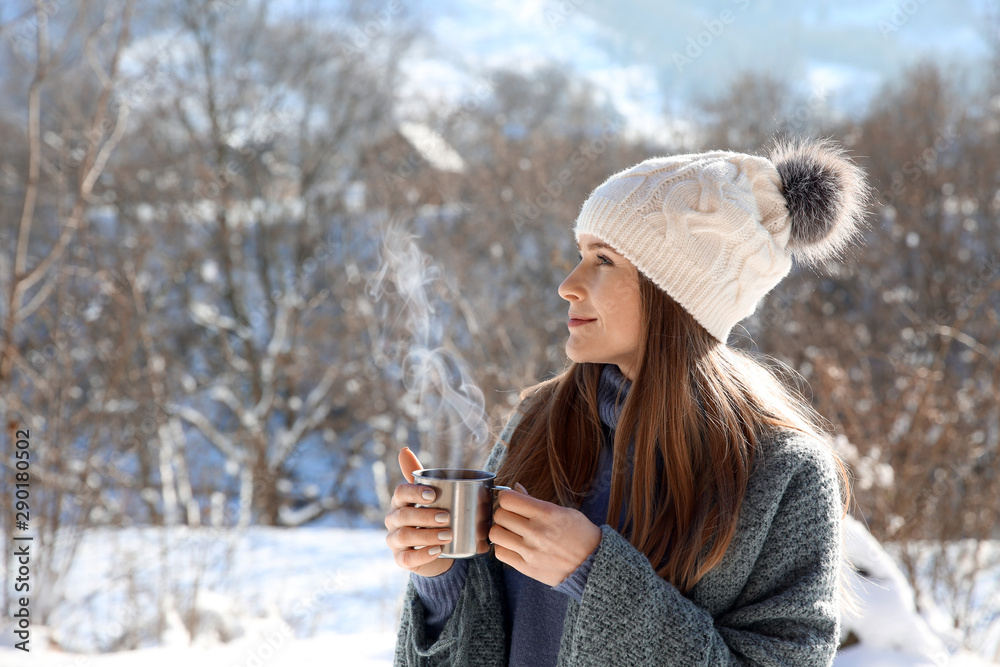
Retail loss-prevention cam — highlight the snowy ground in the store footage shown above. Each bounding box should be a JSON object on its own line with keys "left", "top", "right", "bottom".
{"left": 1, "top": 524, "right": 997, "bottom": 666}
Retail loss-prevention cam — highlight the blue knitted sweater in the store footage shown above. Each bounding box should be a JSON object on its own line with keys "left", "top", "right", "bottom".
{"left": 395, "top": 363, "right": 844, "bottom": 666}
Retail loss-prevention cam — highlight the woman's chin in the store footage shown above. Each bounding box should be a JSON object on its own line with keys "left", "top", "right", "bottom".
{"left": 565, "top": 346, "right": 595, "bottom": 366}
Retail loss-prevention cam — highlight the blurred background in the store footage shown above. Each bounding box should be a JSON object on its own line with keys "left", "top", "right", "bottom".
{"left": 1, "top": 0, "right": 999, "bottom": 664}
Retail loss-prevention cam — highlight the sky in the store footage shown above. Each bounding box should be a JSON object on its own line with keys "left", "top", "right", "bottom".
{"left": 4, "top": 0, "right": 991, "bottom": 144}
{"left": 400, "top": 0, "right": 996, "bottom": 143}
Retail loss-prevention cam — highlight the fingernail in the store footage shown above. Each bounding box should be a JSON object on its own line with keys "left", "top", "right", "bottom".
{"left": 438, "top": 530, "right": 453, "bottom": 541}
{"left": 421, "top": 489, "right": 435, "bottom": 501}
{"left": 435, "top": 512, "right": 449, "bottom": 523}
{"left": 428, "top": 546, "right": 442, "bottom": 556}
{"left": 515, "top": 482, "right": 527, "bottom": 494}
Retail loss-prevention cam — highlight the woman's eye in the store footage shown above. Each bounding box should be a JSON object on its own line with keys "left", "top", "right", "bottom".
{"left": 577, "top": 253, "right": 613, "bottom": 266}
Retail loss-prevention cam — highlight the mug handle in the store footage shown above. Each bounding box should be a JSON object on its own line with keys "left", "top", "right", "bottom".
{"left": 488, "top": 485, "right": 512, "bottom": 546}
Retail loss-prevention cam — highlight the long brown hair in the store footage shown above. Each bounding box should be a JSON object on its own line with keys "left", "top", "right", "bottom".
{"left": 495, "top": 270, "right": 852, "bottom": 595}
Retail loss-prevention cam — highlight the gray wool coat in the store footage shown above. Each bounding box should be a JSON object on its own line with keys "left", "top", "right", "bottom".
{"left": 394, "top": 408, "right": 845, "bottom": 666}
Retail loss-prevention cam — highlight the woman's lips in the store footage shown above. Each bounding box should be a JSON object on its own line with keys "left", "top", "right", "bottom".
{"left": 568, "top": 318, "right": 596, "bottom": 327}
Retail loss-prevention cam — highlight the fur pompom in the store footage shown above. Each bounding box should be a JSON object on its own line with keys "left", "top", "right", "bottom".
{"left": 769, "top": 136, "right": 870, "bottom": 264}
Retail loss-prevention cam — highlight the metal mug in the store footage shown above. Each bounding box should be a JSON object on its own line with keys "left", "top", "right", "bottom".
{"left": 412, "top": 468, "right": 511, "bottom": 559}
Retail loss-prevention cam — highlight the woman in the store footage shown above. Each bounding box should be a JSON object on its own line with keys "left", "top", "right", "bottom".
{"left": 385, "top": 137, "right": 869, "bottom": 666}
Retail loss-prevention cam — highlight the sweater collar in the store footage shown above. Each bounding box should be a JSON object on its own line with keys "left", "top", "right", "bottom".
{"left": 597, "top": 363, "right": 632, "bottom": 430}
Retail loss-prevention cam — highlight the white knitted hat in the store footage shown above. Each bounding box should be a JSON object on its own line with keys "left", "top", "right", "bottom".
{"left": 573, "top": 137, "right": 869, "bottom": 343}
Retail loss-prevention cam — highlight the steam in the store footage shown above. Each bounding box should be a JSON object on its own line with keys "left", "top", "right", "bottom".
{"left": 366, "top": 216, "right": 489, "bottom": 467}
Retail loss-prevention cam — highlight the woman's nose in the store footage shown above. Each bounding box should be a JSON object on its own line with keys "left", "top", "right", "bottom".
{"left": 558, "top": 269, "right": 581, "bottom": 301}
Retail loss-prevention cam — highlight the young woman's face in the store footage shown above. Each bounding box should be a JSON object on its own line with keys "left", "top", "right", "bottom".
{"left": 558, "top": 233, "right": 643, "bottom": 381}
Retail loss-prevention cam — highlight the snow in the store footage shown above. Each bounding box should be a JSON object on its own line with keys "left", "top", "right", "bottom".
{"left": 842, "top": 515, "right": 952, "bottom": 657}
{"left": 1, "top": 523, "right": 996, "bottom": 666}
{"left": 0, "top": 630, "right": 398, "bottom": 667}
{"left": 397, "top": 123, "right": 466, "bottom": 173}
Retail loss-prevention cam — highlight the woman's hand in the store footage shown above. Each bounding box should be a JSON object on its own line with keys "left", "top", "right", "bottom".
{"left": 384, "top": 447, "right": 454, "bottom": 578}
{"left": 490, "top": 484, "right": 602, "bottom": 587}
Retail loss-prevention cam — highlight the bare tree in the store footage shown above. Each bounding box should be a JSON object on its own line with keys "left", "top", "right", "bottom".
{"left": 105, "top": 0, "right": 418, "bottom": 526}
{"left": 0, "top": 0, "right": 136, "bottom": 623}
